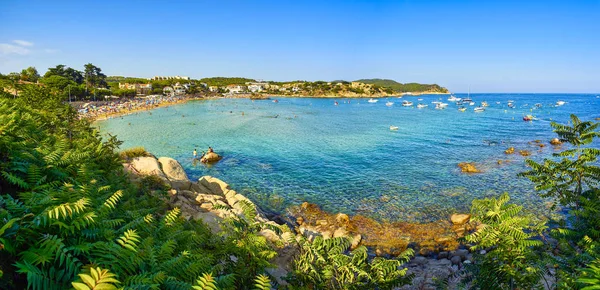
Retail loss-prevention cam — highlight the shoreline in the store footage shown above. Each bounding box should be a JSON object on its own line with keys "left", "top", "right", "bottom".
{"left": 84, "top": 92, "right": 450, "bottom": 122}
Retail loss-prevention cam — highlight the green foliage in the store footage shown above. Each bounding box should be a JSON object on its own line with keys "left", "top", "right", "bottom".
{"left": 71, "top": 267, "right": 120, "bottom": 290}
{"left": 462, "top": 193, "right": 546, "bottom": 289}
{"left": 119, "top": 146, "right": 152, "bottom": 161}
{"left": 291, "top": 236, "right": 414, "bottom": 289}
{"left": 519, "top": 115, "right": 600, "bottom": 288}
{"left": 199, "top": 77, "right": 255, "bottom": 87}
{"left": 20, "top": 67, "right": 40, "bottom": 83}
{"left": 44, "top": 64, "right": 84, "bottom": 84}
{"left": 253, "top": 274, "right": 272, "bottom": 290}
{"left": 579, "top": 260, "right": 600, "bottom": 289}
{"left": 355, "top": 78, "right": 449, "bottom": 93}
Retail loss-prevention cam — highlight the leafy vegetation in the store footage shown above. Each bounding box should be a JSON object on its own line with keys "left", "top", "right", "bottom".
{"left": 199, "top": 77, "right": 256, "bottom": 87}
{"left": 290, "top": 236, "right": 414, "bottom": 289}
{"left": 461, "top": 193, "right": 546, "bottom": 289}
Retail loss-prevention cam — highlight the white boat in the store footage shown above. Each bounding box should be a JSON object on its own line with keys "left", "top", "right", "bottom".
{"left": 481, "top": 101, "right": 489, "bottom": 107}
{"left": 508, "top": 102, "right": 515, "bottom": 108}
{"left": 496, "top": 101, "right": 501, "bottom": 104}
{"left": 402, "top": 100, "right": 413, "bottom": 107}
{"left": 556, "top": 100, "right": 566, "bottom": 106}
{"left": 390, "top": 125, "right": 399, "bottom": 131}
{"left": 418, "top": 98, "right": 423, "bottom": 101}
{"left": 368, "top": 98, "right": 378, "bottom": 103}
{"left": 469, "top": 102, "right": 475, "bottom": 106}
{"left": 435, "top": 103, "right": 448, "bottom": 109}
{"left": 474, "top": 107, "right": 485, "bottom": 112}
{"left": 431, "top": 101, "right": 442, "bottom": 104}
{"left": 386, "top": 101, "right": 394, "bottom": 107}
{"left": 448, "top": 95, "right": 462, "bottom": 102}
{"left": 417, "top": 103, "right": 428, "bottom": 108}
{"left": 458, "top": 107, "right": 467, "bottom": 112}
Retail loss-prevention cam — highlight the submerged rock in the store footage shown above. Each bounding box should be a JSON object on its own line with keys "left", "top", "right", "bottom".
{"left": 458, "top": 162, "right": 481, "bottom": 173}
{"left": 519, "top": 150, "right": 531, "bottom": 156}
{"left": 550, "top": 138, "right": 562, "bottom": 145}
{"left": 504, "top": 147, "right": 515, "bottom": 154}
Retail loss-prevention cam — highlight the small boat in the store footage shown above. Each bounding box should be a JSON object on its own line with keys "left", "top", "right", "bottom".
{"left": 463, "top": 98, "right": 473, "bottom": 103}
{"left": 508, "top": 100, "right": 515, "bottom": 103}
{"left": 273, "top": 99, "right": 279, "bottom": 103}
{"left": 458, "top": 107, "right": 467, "bottom": 112}
{"left": 418, "top": 98, "right": 423, "bottom": 101}
{"left": 496, "top": 101, "right": 501, "bottom": 104}
{"left": 456, "top": 101, "right": 464, "bottom": 105}
{"left": 435, "top": 103, "right": 448, "bottom": 109}
{"left": 386, "top": 101, "right": 394, "bottom": 107}
{"left": 431, "top": 101, "right": 442, "bottom": 104}
{"left": 417, "top": 103, "right": 428, "bottom": 108}
{"left": 390, "top": 125, "right": 399, "bottom": 131}
{"left": 368, "top": 98, "right": 378, "bottom": 103}
{"left": 535, "top": 103, "right": 542, "bottom": 108}
{"left": 402, "top": 101, "right": 413, "bottom": 107}
{"left": 474, "top": 107, "right": 485, "bottom": 112}
{"left": 469, "top": 102, "right": 475, "bottom": 106}
{"left": 556, "top": 100, "right": 566, "bottom": 106}
{"left": 334, "top": 101, "right": 339, "bottom": 106}
{"left": 481, "top": 101, "right": 489, "bottom": 107}
{"left": 508, "top": 103, "right": 515, "bottom": 108}
{"left": 448, "top": 95, "right": 462, "bottom": 102}
{"left": 523, "top": 115, "right": 534, "bottom": 121}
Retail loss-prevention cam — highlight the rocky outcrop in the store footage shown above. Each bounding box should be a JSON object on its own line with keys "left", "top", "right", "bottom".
{"left": 124, "top": 154, "right": 295, "bottom": 285}
{"left": 158, "top": 157, "right": 191, "bottom": 190}
{"left": 130, "top": 156, "right": 167, "bottom": 179}
{"left": 504, "top": 147, "right": 515, "bottom": 154}
{"left": 458, "top": 162, "right": 481, "bottom": 173}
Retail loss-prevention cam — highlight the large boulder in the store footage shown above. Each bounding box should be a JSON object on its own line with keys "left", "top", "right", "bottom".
{"left": 158, "top": 157, "right": 191, "bottom": 190}
{"left": 199, "top": 176, "right": 230, "bottom": 195}
{"left": 201, "top": 152, "right": 222, "bottom": 163}
{"left": 550, "top": 138, "right": 562, "bottom": 145}
{"left": 131, "top": 157, "right": 167, "bottom": 178}
{"left": 450, "top": 214, "right": 471, "bottom": 225}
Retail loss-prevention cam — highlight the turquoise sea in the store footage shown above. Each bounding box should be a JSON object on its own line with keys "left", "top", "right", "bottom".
{"left": 97, "top": 94, "right": 600, "bottom": 222}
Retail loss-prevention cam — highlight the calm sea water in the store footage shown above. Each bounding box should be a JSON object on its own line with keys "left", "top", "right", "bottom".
{"left": 97, "top": 94, "right": 600, "bottom": 222}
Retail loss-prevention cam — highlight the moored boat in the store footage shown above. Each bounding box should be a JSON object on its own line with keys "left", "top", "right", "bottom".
{"left": 390, "top": 125, "right": 399, "bottom": 131}
{"left": 386, "top": 101, "right": 394, "bottom": 107}
{"left": 368, "top": 98, "right": 378, "bottom": 103}
{"left": 474, "top": 107, "right": 485, "bottom": 112}
{"left": 523, "top": 115, "right": 534, "bottom": 121}
{"left": 435, "top": 103, "right": 448, "bottom": 109}
{"left": 481, "top": 101, "right": 489, "bottom": 107}
{"left": 458, "top": 107, "right": 467, "bottom": 112}
{"left": 402, "top": 100, "right": 413, "bottom": 107}
{"left": 448, "top": 95, "right": 462, "bottom": 102}
{"left": 417, "top": 103, "right": 428, "bottom": 108}
{"left": 556, "top": 100, "right": 566, "bottom": 106}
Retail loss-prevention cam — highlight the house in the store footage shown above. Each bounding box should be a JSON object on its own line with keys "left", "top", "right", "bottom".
{"left": 247, "top": 82, "right": 268, "bottom": 93}
{"left": 118, "top": 83, "right": 153, "bottom": 95}
{"left": 173, "top": 83, "right": 187, "bottom": 95}
{"left": 209, "top": 86, "right": 219, "bottom": 92}
{"left": 163, "top": 86, "right": 174, "bottom": 96}
{"left": 226, "top": 84, "right": 245, "bottom": 94}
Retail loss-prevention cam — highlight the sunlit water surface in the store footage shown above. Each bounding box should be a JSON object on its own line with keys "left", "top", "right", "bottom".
{"left": 97, "top": 94, "right": 600, "bottom": 222}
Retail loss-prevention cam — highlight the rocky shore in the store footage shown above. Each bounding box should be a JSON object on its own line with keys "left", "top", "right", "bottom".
{"left": 123, "top": 153, "right": 479, "bottom": 289}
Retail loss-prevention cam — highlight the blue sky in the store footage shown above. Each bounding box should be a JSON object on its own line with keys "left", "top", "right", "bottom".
{"left": 0, "top": 0, "right": 598, "bottom": 92}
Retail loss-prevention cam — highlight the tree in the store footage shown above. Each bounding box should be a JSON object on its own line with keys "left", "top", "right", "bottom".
{"left": 20, "top": 67, "right": 40, "bottom": 83}
{"left": 83, "top": 63, "right": 107, "bottom": 89}
{"left": 519, "top": 115, "right": 600, "bottom": 288}
{"left": 44, "top": 65, "right": 84, "bottom": 84}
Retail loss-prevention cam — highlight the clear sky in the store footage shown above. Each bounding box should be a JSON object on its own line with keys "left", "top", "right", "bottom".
{"left": 0, "top": 0, "right": 598, "bottom": 92}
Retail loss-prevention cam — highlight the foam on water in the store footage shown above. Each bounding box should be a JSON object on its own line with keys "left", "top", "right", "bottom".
{"left": 97, "top": 94, "right": 600, "bottom": 222}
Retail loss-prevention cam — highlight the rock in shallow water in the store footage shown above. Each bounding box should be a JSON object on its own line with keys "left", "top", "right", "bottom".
{"left": 457, "top": 162, "right": 481, "bottom": 173}
{"left": 450, "top": 213, "right": 471, "bottom": 225}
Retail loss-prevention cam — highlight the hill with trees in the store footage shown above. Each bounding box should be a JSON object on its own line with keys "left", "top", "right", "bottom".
{"left": 355, "top": 78, "right": 449, "bottom": 93}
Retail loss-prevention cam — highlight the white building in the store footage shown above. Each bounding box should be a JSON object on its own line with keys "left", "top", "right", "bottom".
{"left": 226, "top": 85, "right": 245, "bottom": 94}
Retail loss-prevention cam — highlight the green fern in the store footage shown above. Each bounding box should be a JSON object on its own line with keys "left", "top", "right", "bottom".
{"left": 116, "top": 229, "right": 141, "bottom": 252}
{"left": 192, "top": 272, "right": 218, "bottom": 290}
{"left": 71, "top": 267, "right": 120, "bottom": 290}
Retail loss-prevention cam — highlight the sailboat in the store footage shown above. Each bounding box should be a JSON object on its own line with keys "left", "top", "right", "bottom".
{"left": 462, "top": 86, "right": 473, "bottom": 103}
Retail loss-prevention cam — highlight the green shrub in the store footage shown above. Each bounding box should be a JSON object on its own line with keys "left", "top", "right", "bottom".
{"left": 119, "top": 146, "right": 151, "bottom": 161}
